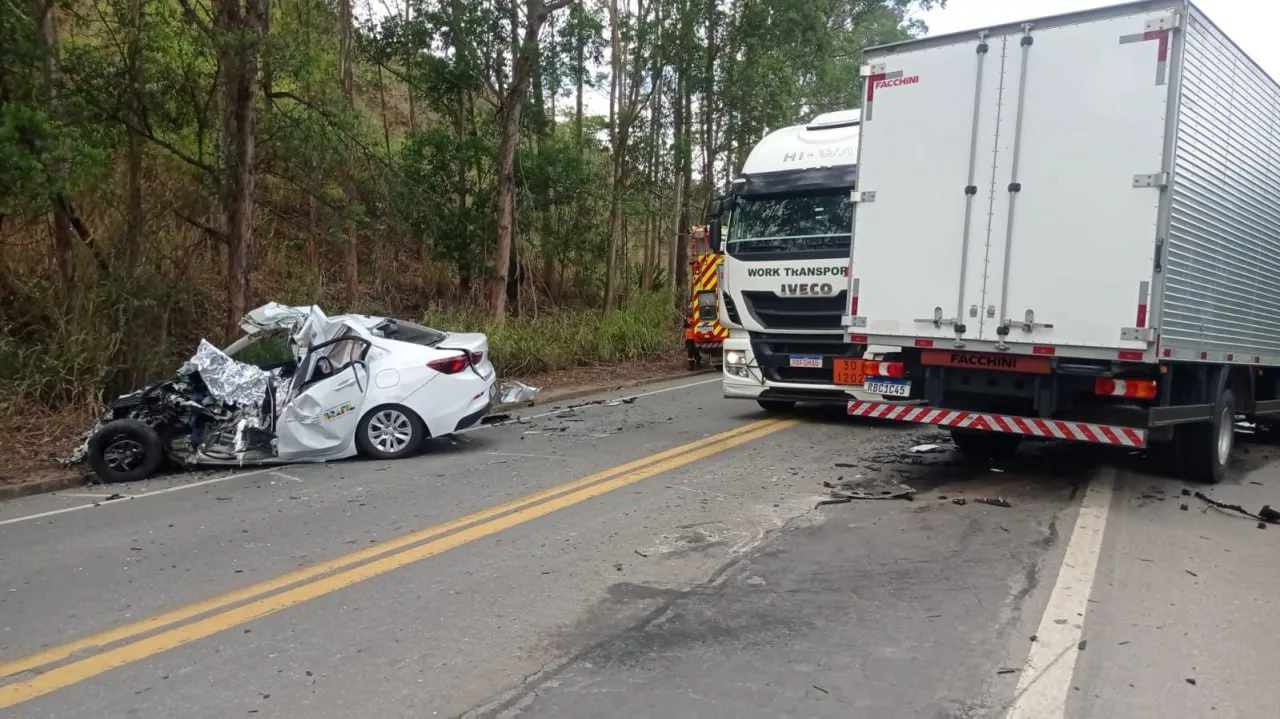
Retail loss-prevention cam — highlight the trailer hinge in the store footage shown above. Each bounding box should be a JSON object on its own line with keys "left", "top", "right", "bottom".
{"left": 1132, "top": 172, "right": 1169, "bottom": 188}
{"left": 1121, "top": 327, "right": 1157, "bottom": 342}
{"left": 860, "top": 62, "right": 886, "bottom": 77}
{"left": 854, "top": 191, "right": 877, "bottom": 203}
{"left": 848, "top": 315, "right": 868, "bottom": 329}
{"left": 1145, "top": 12, "right": 1181, "bottom": 32}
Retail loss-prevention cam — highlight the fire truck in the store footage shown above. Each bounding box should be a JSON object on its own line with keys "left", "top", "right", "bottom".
{"left": 684, "top": 225, "right": 728, "bottom": 370}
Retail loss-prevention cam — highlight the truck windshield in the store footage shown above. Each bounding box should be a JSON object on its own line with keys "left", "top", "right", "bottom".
{"left": 727, "top": 191, "right": 852, "bottom": 259}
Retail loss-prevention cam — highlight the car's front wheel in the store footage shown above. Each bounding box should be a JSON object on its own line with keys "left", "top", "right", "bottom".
{"left": 357, "top": 405, "right": 427, "bottom": 460}
{"left": 87, "top": 419, "right": 166, "bottom": 482}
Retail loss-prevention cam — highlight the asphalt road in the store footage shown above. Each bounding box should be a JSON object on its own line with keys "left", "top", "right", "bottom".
{"left": 1, "top": 376, "right": 1277, "bottom": 718}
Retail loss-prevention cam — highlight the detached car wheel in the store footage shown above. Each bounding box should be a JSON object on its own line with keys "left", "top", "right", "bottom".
{"left": 357, "top": 405, "right": 426, "bottom": 460}
{"left": 87, "top": 419, "right": 165, "bottom": 483}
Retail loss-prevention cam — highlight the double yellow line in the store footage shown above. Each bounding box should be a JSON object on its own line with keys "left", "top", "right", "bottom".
{"left": 0, "top": 416, "right": 797, "bottom": 709}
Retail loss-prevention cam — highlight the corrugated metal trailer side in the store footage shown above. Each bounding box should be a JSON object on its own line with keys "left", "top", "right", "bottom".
{"left": 839, "top": 0, "right": 1280, "bottom": 484}
{"left": 1158, "top": 4, "right": 1280, "bottom": 364}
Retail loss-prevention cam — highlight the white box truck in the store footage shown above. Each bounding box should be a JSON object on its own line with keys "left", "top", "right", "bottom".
{"left": 707, "top": 109, "right": 897, "bottom": 412}
{"left": 841, "top": 0, "right": 1280, "bottom": 482}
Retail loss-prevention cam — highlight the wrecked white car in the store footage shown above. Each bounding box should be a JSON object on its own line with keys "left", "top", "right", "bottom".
{"left": 70, "top": 303, "right": 496, "bottom": 482}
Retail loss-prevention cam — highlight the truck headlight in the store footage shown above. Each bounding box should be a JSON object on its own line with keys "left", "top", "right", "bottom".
{"left": 725, "top": 350, "right": 746, "bottom": 366}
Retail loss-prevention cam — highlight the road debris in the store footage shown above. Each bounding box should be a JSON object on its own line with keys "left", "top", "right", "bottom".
{"left": 1192, "top": 491, "right": 1280, "bottom": 525}
{"left": 909, "top": 443, "right": 941, "bottom": 453}
{"left": 997, "top": 668, "right": 1017, "bottom": 675}
{"left": 496, "top": 380, "right": 541, "bottom": 405}
{"left": 1185, "top": 569, "right": 1199, "bottom": 577}
{"left": 1186, "top": 677, "right": 1197, "bottom": 686}
{"left": 817, "top": 476, "right": 916, "bottom": 506}
{"left": 952, "top": 498, "right": 967, "bottom": 506}
{"left": 975, "top": 497, "right": 1013, "bottom": 508}
{"left": 480, "top": 413, "right": 512, "bottom": 425}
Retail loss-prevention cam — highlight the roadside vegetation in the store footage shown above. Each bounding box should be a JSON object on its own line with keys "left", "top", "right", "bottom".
{"left": 0, "top": 0, "right": 940, "bottom": 476}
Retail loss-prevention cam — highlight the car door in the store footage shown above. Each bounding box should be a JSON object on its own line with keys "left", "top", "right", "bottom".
{"left": 276, "top": 335, "right": 372, "bottom": 460}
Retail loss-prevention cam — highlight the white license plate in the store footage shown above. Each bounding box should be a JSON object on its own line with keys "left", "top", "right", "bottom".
{"left": 789, "top": 354, "right": 823, "bottom": 368}
{"left": 866, "top": 379, "right": 911, "bottom": 397}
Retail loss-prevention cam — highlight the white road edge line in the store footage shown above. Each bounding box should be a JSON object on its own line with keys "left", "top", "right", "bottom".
{"left": 0, "top": 468, "right": 278, "bottom": 527}
{"left": 1004, "top": 467, "right": 1117, "bottom": 719}
{"left": 0, "top": 376, "right": 722, "bottom": 525}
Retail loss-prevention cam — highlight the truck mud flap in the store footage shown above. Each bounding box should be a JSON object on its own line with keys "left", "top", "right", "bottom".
{"left": 847, "top": 401, "right": 1147, "bottom": 448}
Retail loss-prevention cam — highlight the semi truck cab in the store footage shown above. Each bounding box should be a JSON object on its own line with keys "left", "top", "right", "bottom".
{"left": 708, "top": 108, "right": 896, "bottom": 412}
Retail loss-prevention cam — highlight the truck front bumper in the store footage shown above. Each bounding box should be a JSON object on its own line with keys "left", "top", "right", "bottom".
{"left": 721, "top": 337, "right": 859, "bottom": 404}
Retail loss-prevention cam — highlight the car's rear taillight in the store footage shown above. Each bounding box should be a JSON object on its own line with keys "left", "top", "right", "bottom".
{"left": 469, "top": 351, "right": 484, "bottom": 365}
{"left": 428, "top": 355, "right": 470, "bottom": 374}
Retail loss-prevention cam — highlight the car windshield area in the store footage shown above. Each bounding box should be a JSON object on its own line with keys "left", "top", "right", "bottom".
{"left": 226, "top": 332, "right": 297, "bottom": 375}
{"left": 727, "top": 191, "right": 852, "bottom": 259}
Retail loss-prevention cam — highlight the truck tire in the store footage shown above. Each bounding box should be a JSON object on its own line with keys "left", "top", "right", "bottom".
{"left": 1182, "top": 387, "right": 1235, "bottom": 484}
{"left": 757, "top": 399, "right": 796, "bottom": 413}
{"left": 950, "top": 428, "right": 1021, "bottom": 461}
{"left": 87, "top": 419, "right": 165, "bottom": 483}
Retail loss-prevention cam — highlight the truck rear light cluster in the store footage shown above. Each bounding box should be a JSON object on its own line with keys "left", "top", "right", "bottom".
{"left": 863, "top": 361, "right": 905, "bottom": 379}
{"left": 1095, "top": 377, "right": 1157, "bottom": 399}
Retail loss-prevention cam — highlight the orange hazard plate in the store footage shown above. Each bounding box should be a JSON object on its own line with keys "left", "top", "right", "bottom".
{"left": 833, "top": 358, "right": 866, "bottom": 386}
{"left": 921, "top": 349, "right": 1052, "bottom": 374}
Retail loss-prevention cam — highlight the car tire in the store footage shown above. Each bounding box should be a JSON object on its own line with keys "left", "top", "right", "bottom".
{"left": 87, "top": 419, "right": 165, "bottom": 483}
{"left": 1181, "top": 387, "right": 1234, "bottom": 485}
{"left": 950, "top": 428, "right": 1021, "bottom": 461}
{"left": 356, "top": 404, "right": 427, "bottom": 460}
{"left": 757, "top": 399, "right": 796, "bottom": 413}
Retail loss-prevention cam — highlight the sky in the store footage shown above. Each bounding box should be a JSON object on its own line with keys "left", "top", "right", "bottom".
{"left": 576, "top": 1, "right": 1278, "bottom": 126}
{"left": 913, "top": 0, "right": 1275, "bottom": 76}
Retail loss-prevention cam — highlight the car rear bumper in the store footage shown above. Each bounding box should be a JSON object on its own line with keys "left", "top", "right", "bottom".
{"left": 455, "top": 402, "right": 492, "bottom": 432}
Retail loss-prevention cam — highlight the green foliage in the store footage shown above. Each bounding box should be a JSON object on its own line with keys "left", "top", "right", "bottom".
{"left": 0, "top": 0, "right": 939, "bottom": 430}
{"left": 424, "top": 291, "right": 680, "bottom": 375}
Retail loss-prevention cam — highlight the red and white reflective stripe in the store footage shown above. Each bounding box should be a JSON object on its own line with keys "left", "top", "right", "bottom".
{"left": 846, "top": 401, "right": 1147, "bottom": 447}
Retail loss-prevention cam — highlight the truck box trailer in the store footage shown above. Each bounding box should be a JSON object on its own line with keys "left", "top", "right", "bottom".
{"left": 841, "top": 0, "right": 1280, "bottom": 482}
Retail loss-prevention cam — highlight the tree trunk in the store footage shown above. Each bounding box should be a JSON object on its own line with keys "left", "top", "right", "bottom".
{"left": 490, "top": 0, "right": 572, "bottom": 319}
{"left": 32, "top": 0, "right": 75, "bottom": 287}
{"left": 216, "top": 0, "right": 266, "bottom": 341}
{"left": 339, "top": 0, "right": 359, "bottom": 304}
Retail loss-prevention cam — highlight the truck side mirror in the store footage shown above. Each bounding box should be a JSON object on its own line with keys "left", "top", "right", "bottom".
{"left": 709, "top": 220, "right": 723, "bottom": 253}
{"left": 709, "top": 199, "right": 723, "bottom": 217}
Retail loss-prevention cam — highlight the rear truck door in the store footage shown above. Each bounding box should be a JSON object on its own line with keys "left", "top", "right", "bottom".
{"left": 276, "top": 335, "right": 372, "bottom": 459}
{"left": 852, "top": 6, "right": 1174, "bottom": 352}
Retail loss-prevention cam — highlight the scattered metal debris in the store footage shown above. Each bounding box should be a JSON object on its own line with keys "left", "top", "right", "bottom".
{"left": 952, "top": 498, "right": 967, "bottom": 506}
{"left": 975, "top": 497, "right": 1013, "bottom": 508}
{"left": 818, "top": 476, "right": 917, "bottom": 506}
{"left": 997, "top": 668, "right": 1017, "bottom": 675}
{"left": 909, "top": 444, "right": 942, "bottom": 453}
{"left": 480, "top": 413, "right": 512, "bottom": 425}
{"left": 1186, "top": 677, "right": 1197, "bottom": 686}
{"left": 496, "top": 380, "right": 541, "bottom": 405}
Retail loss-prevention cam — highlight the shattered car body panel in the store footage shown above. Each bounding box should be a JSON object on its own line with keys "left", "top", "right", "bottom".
{"left": 67, "top": 303, "right": 498, "bottom": 481}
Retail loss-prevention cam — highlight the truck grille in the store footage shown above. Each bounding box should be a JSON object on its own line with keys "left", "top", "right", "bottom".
{"left": 749, "top": 332, "right": 858, "bottom": 384}
{"left": 740, "top": 291, "right": 846, "bottom": 330}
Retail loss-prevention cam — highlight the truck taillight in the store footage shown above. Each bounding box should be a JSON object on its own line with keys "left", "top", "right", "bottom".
{"left": 1095, "top": 377, "right": 1157, "bottom": 399}
{"left": 864, "top": 361, "right": 905, "bottom": 379}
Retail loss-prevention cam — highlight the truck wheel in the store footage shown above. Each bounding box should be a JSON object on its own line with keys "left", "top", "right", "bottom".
{"left": 1182, "top": 387, "right": 1235, "bottom": 484}
{"left": 87, "top": 419, "right": 165, "bottom": 483}
{"left": 950, "top": 428, "right": 1021, "bottom": 461}
{"left": 757, "top": 399, "right": 796, "bottom": 413}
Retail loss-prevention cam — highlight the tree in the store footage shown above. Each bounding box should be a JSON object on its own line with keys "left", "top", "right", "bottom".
{"left": 488, "top": 0, "right": 574, "bottom": 320}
